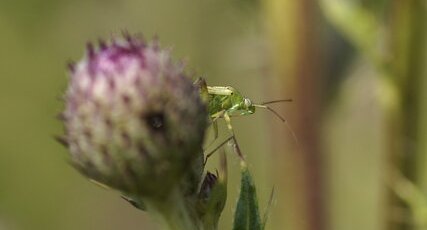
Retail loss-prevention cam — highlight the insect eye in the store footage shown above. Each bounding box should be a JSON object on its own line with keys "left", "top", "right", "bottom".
{"left": 244, "top": 98, "right": 252, "bottom": 107}
{"left": 144, "top": 112, "right": 166, "bottom": 131}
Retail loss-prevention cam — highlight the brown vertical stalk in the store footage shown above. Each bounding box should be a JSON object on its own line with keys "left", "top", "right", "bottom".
{"left": 265, "top": 0, "right": 326, "bottom": 230}
{"left": 293, "top": 2, "right": 325, "bottom": 230}
{"left": 262, "top": 0, "right": 325, "bottom": 229}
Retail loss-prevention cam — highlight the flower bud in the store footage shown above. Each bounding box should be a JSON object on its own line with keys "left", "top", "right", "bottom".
{"left": 60, "top": 35, "right": 208, "bottom": 198}
{"left": 196, "top": 171, "right": 227, "bottom": 229}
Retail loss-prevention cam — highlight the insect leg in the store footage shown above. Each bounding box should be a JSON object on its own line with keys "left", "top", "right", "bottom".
{"left": 204, "top": 119, "right": 219, "bottom": 150}
{"left": 210, "top": 110, "right": 226, "bottom": 120}
{"left": 223, "top": 112, "right": 234, "bottom": 134}
{"left": 207, "top": 110, "right": 225, "bottom": 143}
{"left": 204, "top": 135, "right": 234, "bottom": 165}
{"left": 204, "top": 111, "right": 244, "bottom": 163}
{"left": 223, "top": 112, "right": 244, "bottom": 160}
{"left": 203, "top": 110, "right": 226, "bottom": 163}
{"left": 213, "top": 119, "right": 219, "bottom": 140}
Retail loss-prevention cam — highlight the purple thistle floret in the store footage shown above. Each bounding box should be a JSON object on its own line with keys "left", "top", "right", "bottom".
{"left": 61, "top": 35, "right": 207, "bottom": 198}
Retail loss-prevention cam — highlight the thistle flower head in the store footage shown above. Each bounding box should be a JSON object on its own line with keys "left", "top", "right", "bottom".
{"left": 60, "top": 35, "right": 207, "bottom": 198}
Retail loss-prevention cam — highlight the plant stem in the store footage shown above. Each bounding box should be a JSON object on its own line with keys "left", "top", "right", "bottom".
{"left": 145, "top": 188, "right": 201, "bottom": 230}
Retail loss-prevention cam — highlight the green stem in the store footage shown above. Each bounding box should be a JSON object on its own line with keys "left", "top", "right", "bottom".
{"left": 145, "top": 188, "right": 201, "bottom": 230}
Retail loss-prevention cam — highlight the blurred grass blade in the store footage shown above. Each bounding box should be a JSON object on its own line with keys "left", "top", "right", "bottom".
{"left": 391, "top": 170, "right": 427, "bottom": 226}
{"left": 233, "top": 164, "right": 262, "bottom": 230}
{"left": 320, "top": 0, "right": 381, "bottom": 62}
{"left": 262, "top": 187, "right": 275, "bottom": 230}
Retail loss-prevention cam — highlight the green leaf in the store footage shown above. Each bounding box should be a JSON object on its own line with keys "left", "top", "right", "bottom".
{"left": 121, "top": 194, "right": 146, "bottom": 211}
{"left": 233, "top": 164, "right": 262, "bottom": 230}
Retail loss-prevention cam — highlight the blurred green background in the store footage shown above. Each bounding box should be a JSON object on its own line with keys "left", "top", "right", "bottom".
{"left": 0, "top": 0, "right": 426, "bottom": 229}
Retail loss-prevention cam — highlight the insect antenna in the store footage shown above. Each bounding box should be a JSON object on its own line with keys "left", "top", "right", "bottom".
{"left": 253, "top": 104, "right": 299, "bottom": 146}
{"left": 261, "top": 99, "right": 292, "bottom": 105}
{"left": 253, "top": 104, "right": 285, "bottom": 122}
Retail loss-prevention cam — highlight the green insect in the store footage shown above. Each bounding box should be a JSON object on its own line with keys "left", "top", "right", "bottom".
{"left": 194, "top": 78, "right": 297, "bottom": 161}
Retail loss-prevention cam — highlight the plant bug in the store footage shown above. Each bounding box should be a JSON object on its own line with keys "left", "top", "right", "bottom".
{"left": 194, "top": 78, "right": 298, "bottom": 162}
